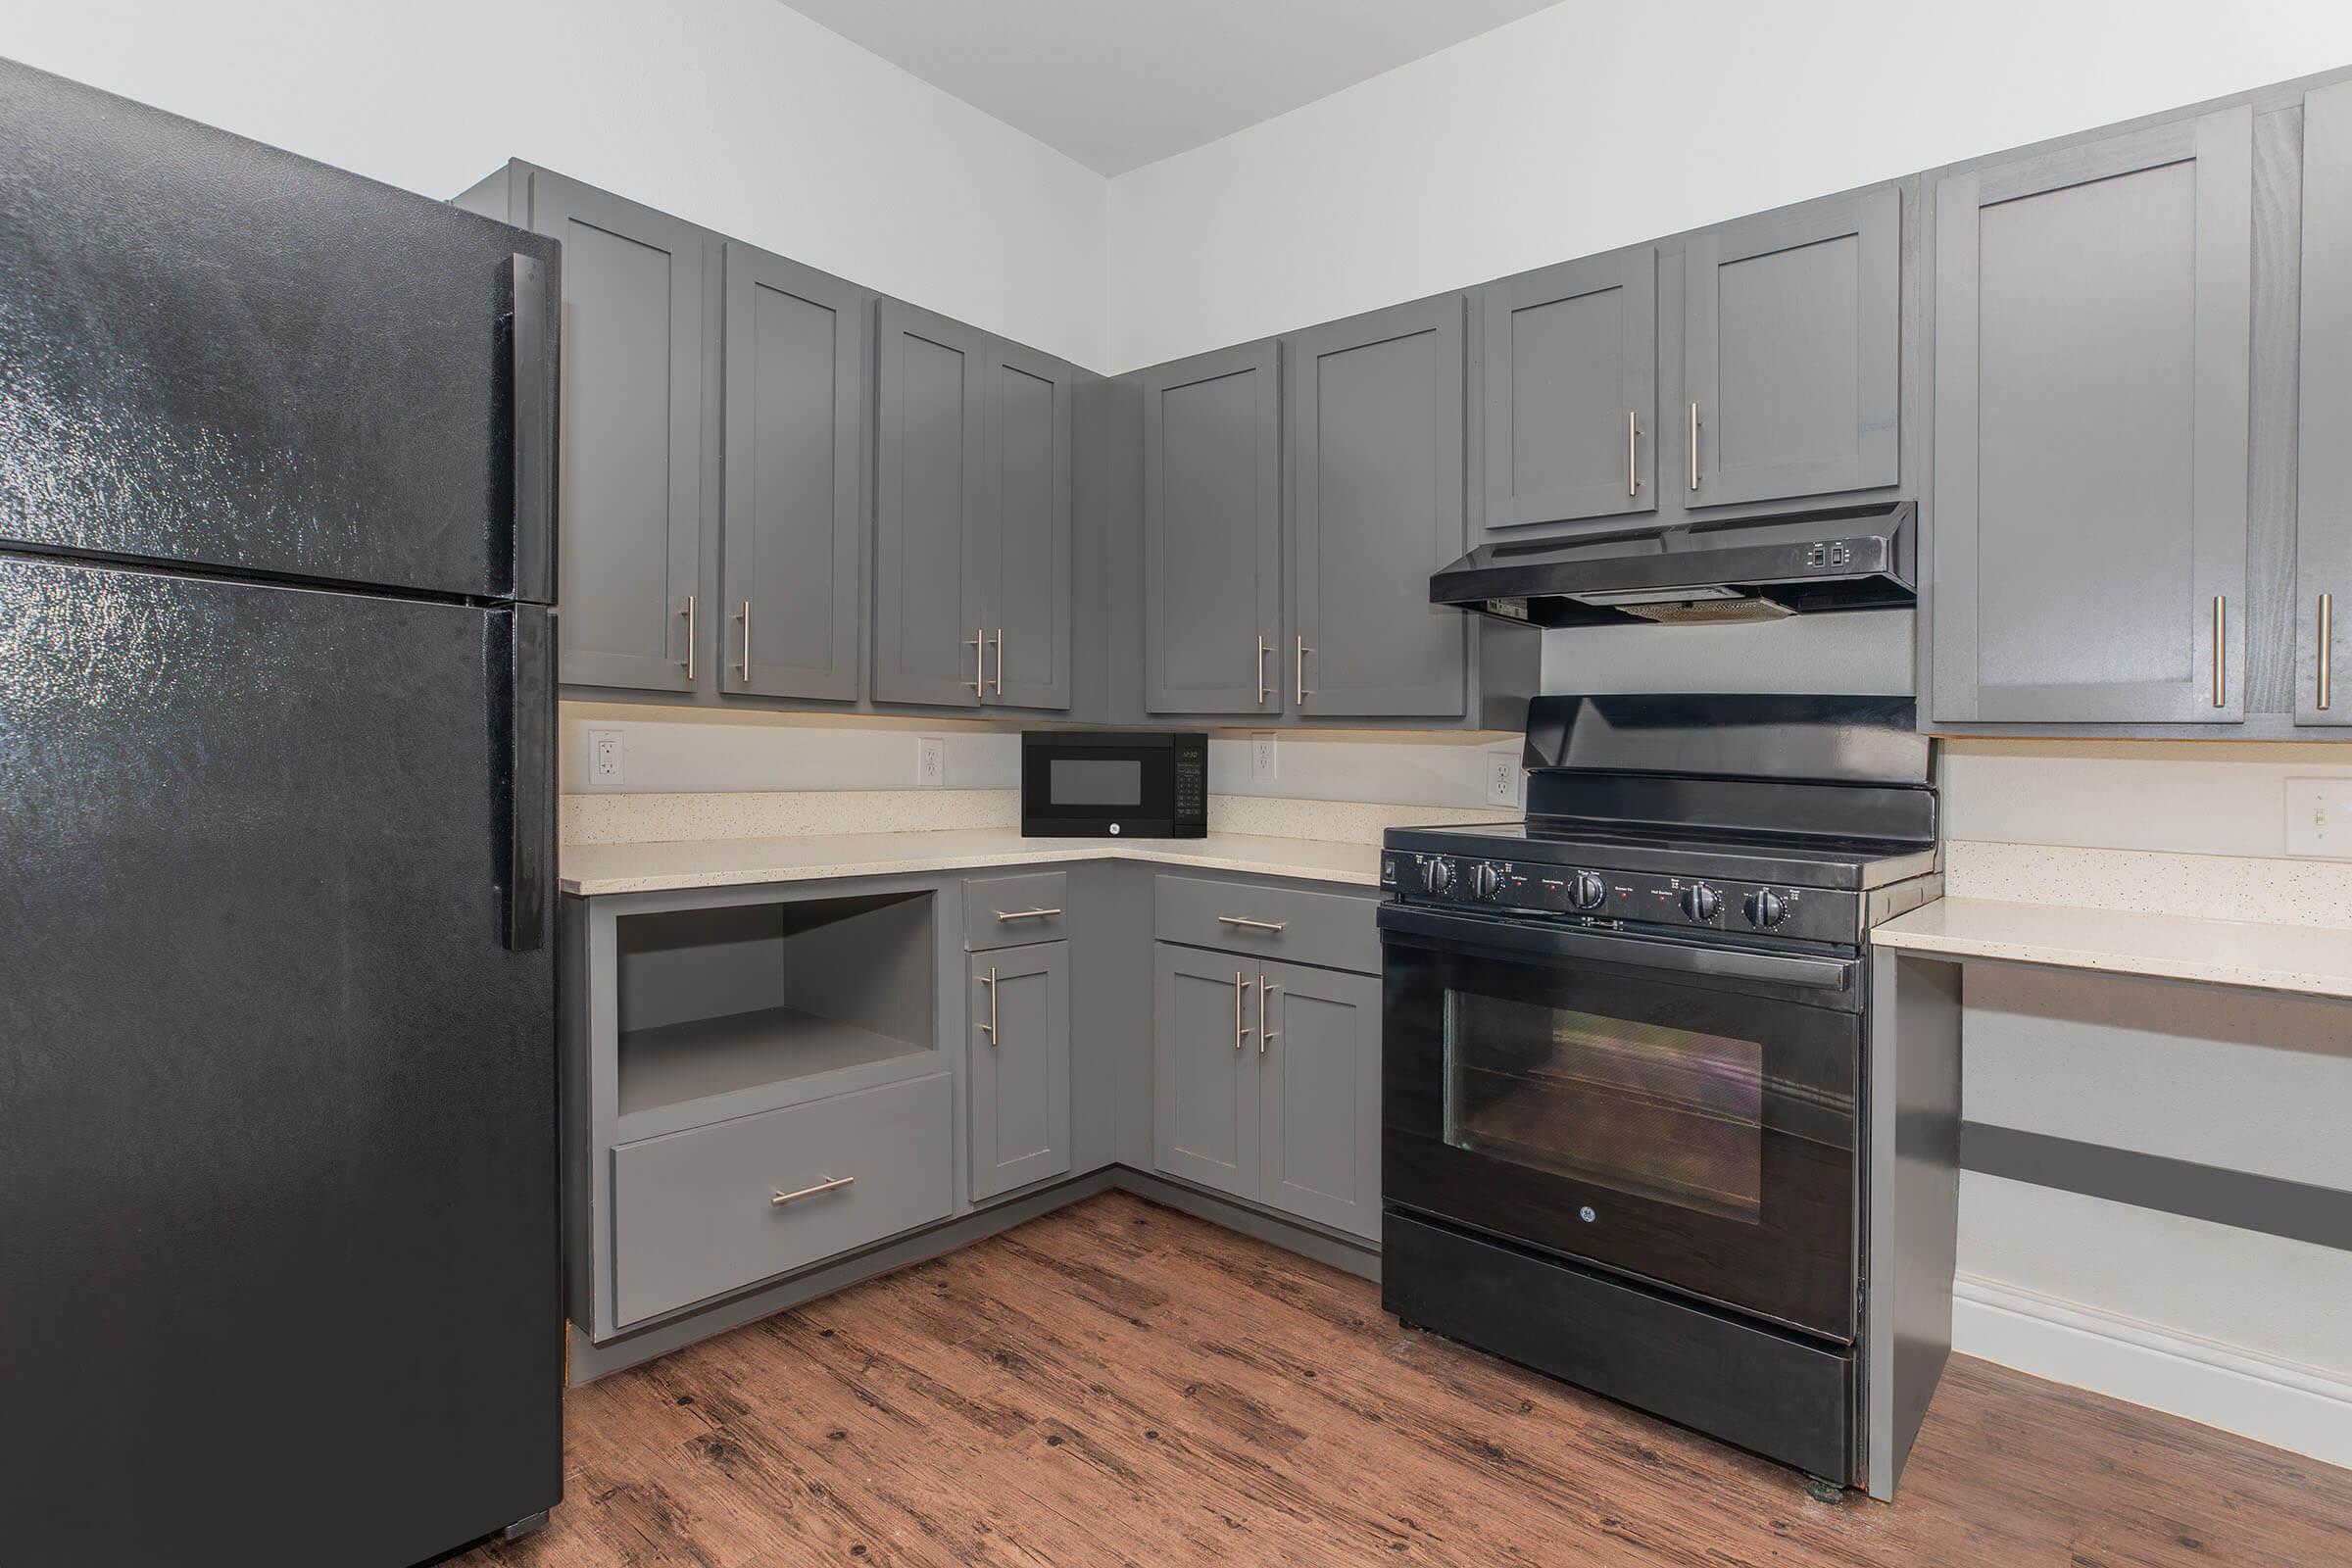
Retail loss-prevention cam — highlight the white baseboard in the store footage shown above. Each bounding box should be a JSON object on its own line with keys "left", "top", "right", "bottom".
{"left": 1953, "top": 1272, "right": 2352, "bottom": 1469}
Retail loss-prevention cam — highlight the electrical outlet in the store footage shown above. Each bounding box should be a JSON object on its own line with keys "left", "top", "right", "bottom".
{"left": 587, "top": 728, "right": 623, "bottom": 787}
{"left": 916, "top": 736, "right": 946, "bottom": 788}
{"left": 2286, "top": 778, "right": 2352, "bottom": 858}
{"left": 1486, "top": 750, "right": 1521, "bottom": 808}
{"left": 1250, "top": 732, "right": 1277, "bottom": 781}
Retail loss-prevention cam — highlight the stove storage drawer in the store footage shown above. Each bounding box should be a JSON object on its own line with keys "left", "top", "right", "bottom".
{"left": 1154, "top": 873, "right": 1381, "bottom": 975}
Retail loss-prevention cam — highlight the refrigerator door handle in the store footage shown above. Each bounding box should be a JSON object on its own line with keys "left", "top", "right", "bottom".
{"left": 503, "top": 604, "right": 553, "bottom": 951}
{"left": 509, "top": 252, "right": 557, "bottom": 606}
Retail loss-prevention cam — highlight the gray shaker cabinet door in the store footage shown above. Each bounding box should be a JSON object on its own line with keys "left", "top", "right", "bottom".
{"left": 969, "top": 944, "right": 1072, "bottom": 1201}
{"left": 1142, "top": 341, "right": 1283, "bottom": 715}
{"left": 718, "top": 243, "right": 864, "bottom": 702}
{"left": 2300, "top": 80, "right": 2352, "bottom": 726}
{"left": 1480, "top": 246, "right": 1656, "bottom": 532}
{"left": 1933, "top": 109, "right": 2252, "bottom": 724}
{"left": 1288, "top": 297, "right": 1468, "bottom": 717}
{"left": 531, "top": 173, "right": 703, "bottom": 691}
{"left": 1152, "top": 943, "right": 1260, "bottom": 1200}
{"left": 875, "top": 299, "right": 987, "bottom": 707}
{"left": 980, "top": 339, "right": 1074, "bottom": 710}
{"left": 1685, "top": 187, "right": 1900, "bottom": 508}
{"left": 1255, "top": 961, "right": 1381, "bottom": 1242}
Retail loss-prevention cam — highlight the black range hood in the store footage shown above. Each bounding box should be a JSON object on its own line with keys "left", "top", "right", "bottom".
{"left": 1432, "top": 500, "right": 1916, "bottom": 628}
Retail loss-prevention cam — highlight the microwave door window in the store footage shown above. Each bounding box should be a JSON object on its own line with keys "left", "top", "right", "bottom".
{"left": 1050, "top": 757, "right": 1142, "bottom": 807}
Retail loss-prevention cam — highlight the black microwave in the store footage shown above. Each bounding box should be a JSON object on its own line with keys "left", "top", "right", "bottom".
{"left": 1021, "top": 731, "right": 1206, "bottom": 838}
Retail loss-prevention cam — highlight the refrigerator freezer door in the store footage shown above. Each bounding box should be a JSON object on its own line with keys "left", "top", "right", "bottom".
{"left": 0, "top": 61, "right": 558, "bottom": 603}
{"left": 0, "top": 553, "right": 560, "bottom": 1565}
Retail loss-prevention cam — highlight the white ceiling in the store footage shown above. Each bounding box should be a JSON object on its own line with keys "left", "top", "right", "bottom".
{"left": 770, "top": 0, "right": 1566, "bottom": 175}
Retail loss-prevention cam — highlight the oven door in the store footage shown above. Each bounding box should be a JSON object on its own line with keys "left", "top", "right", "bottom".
{"left": 1380, "top": 903, "right": 1863, "bottom": 1342}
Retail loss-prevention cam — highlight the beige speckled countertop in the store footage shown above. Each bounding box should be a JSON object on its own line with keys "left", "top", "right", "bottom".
{"left": 559, "top": 827, "right": 1385, "bottom": 897}
{"left": 1874, "top": 897, "right": 2352, "bottom": 1000}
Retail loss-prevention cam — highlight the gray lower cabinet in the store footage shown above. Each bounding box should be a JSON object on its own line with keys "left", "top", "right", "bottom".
{"left": 1287, "top": 297, "right": 1468, "bottom": 717}
{"left": 1255, "top": 960, "right": 1381, "bottom": 1242}
{"left": 2301, "top": 80, "right": 2352, "bottom": 726}
{"left": 1685, "top": 187, "right": 1900, "bottom": 509}
{"left": 1932, "top": 108, "right": 2254, "bottom": 724}
{"left": 875, "top": 300, "right": 989, "bottom": 707}
{"left": 1152, "top": 943, "right": 1261, "bottom": 1199}
{"left": 1142, "top": 340, "right": 1284, "bottom": 715}
{"left": 527, "top": 172, "right": 705, "bottom": 691}
{"left": 969, "top": 943, "right": 1073, "bottom": 1201}
{"left": 719, "top": 242, "right": 865, "bottom": 701}
{"left": 1481, "top": 245, "right": 1657, "bottom": 532}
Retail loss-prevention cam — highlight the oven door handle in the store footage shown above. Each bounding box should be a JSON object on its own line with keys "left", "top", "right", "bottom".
{"left": 1376, "top": 904, "right": 1855, "bottom": 992}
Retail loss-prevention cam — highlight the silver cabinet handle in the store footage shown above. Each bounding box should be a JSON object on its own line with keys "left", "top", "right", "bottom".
{"left": 979, "top": 966, "right": 998, "bottom": 1043}
{"left": 771, "top": 1174, "right": 855, "bottom": 1206}
{"left": 1627, "top": 411, "right": 1640, "bottom": 497}
{"left": 1216, "top": 914, "right": 1287, "bottom": 933}
{"left": 1257, "top": 978, "right": 1278, "bottom": 1056}
{"left": 2322, "top": 593, "right": 2334, "bottom": 711}
{"left": 966, "top": 628, "right": 985, "bottom": 696}
{"left": 1689, "top": 403, "right": 1701, "bottom": 492}
{"left": 1232, "top": 971, "right": 1254, "bottom": 1049}
{"left": 736, "top": 600, "right": 752, "bottom": 683}
{"left": 991, "top": 629, "right": 1004, "bottom": 695}
{"left": 1295, "top": 635, "right": 1313, "bottom": 705}
{"left": 679, "top": 594, "right": 697, "bottom": 681}
{"left": 2213, "top": 595, "right": 2227, "bottom": 709}
{"left": 994, "top": 906, "right": 1063, "bottom": 922}
{"left": 1255, "top": 635, "right": 1272, "bottom": 706}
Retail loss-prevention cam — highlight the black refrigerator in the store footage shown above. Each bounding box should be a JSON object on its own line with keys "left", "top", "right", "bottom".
{"left": 0, "top": 61, "right": 563, "bottom": 1566}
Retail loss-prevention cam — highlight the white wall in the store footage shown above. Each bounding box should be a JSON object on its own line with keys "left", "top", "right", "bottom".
{"left": 1104, "top": 0, "right": 2352, "bottom": 368}
{"left": 0, "top": 0, "right": 1109, "bottom": 368}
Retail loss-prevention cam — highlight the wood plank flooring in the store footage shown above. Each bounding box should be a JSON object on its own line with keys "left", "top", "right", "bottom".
{"left": 455, "top": 1192, "right": 2352, "bottom": 1567}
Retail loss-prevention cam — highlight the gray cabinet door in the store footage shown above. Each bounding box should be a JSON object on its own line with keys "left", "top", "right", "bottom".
{"left": 718, "top": 243, "right": 864, "bottom": 701}
{"left": 2301, "top": 81, "right": 2352, "bottom": 727}
{"left": 1151, "top": 943, "right": 1259, "bottom": 1200}
{"left": 979, "top": 339, "right": 1073, "bottom": 710}
{"left": 1481, "top": 247, "right": 1656, "bottom": 531}
{"left": 1142, "top": 341, "right": 1283, "bottom": 714}
{"left": 1288, "top": 297, "right": 1468, "bottom": 717}
{"left": 969, "top": 944, "right": 1072, "bottom": 1201}
{"left": 875, "top": 299, "right": 986, "bottom": 707}
{"left": 1933, "top": 109, "right": 2253, "bottom": 724}
{"left": 1685, "top": 188, "right": 1900, "bottom": 508}
{"left": 530, "top": 174, "right": 703, "bottom": 691}
{"left": 1255, "top": 961, "right": 1381, "bottom": 1242}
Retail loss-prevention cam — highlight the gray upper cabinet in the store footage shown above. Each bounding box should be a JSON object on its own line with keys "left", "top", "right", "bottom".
{"left": 1932, "top": 108, "right": 2253, "bottom": 724}
{"left": 969, "top": 943, "right": 1072, "bottom": 1202}
{"left": 2301, "top": 81, "right": 2352, "bottom": 727}
{"left": 719, "top": 244, "right": 864, "bottom": 702}
{"left": 1256, "top": 960, "right": 1380, "bottom": 1242}
{"left": 874, "top": 300, "right": 988, "bottom": 708}
{"left": 1481, "top": 246, "right": 1657, "bottom": 532}
{"left": 1142, "top": 341, "right": 1284, "bottom": 715}
{"left": 1685, "top": 188, "right": 1900, "bottom": 508}
{"left": 530, "top": 173, "right": 704, "bottom": 691}
{"left": 1152, "top": 943, "right": 1259, "bottom": 1200}
{"left": 1287, "top": 297, "right": 1468, "bottom": 717}
{"left": 979, "top": 339, "right": 1074, "bottom": 710}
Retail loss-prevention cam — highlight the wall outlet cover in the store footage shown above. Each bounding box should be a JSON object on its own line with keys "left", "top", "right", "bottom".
{"left": 2285, "top": 778, "right": 2352, "bottom": 859}
{"left": 1487, "top": 750, "right": 1520, "bottom": 808}
{"left": 587, "top": 728, "right": 623, "bottom": 787}
{"left": 1250, "top": 732, "right": 1277, "bottom": 781}
{"left": 916, "top": 736, "right": 946, "bottom": 788}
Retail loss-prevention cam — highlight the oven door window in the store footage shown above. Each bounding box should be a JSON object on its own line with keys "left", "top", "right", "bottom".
{"left": 1446, "top": 994, "right": 1764, "bottom": 1225}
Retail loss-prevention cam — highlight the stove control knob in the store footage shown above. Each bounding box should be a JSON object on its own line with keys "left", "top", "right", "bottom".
{"left": 1422, "top": 857, "right": 1455, "bottom": 896}
{"left": 1468, "top": 862, "right": 1504, "bottom": 900}
{"left": 1679, "top": 883, "right": 1722, "bottom": 923}
{"left": 1742, "top": 889, "right": 1789, "bottom": 930}
{"left": 1569, "top": 871, "right": 1608, "bottom": 911}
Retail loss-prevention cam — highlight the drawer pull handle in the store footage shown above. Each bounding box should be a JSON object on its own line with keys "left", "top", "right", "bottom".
{"left": 1216, "top": 914, "right": 1287, "bottom": 933}
{"left": 980, "top": 966, "right": 998, "bottom": 1043}
{"left": 771, "top": 1174, "right": 855, "bottom": 1206}
{"left": 1258, "top": 979, "right": 1279, "bottom": 1057}
{"left": 994, "top": 906, "right": 1063, "bottom": 922}
{"left": 1233, "top": 972, "right": 1255, "bottom": 1049}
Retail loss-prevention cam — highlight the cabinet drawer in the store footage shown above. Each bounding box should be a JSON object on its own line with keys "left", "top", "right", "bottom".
{"left": 1153, "top": 874, "right": 1380, "bottom": 975}
{"left": 610, "top": 1071, "right": 952, "bottom": 1326}
{"left": 966, "top": 871, "right": 1070, "bottom": 950}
